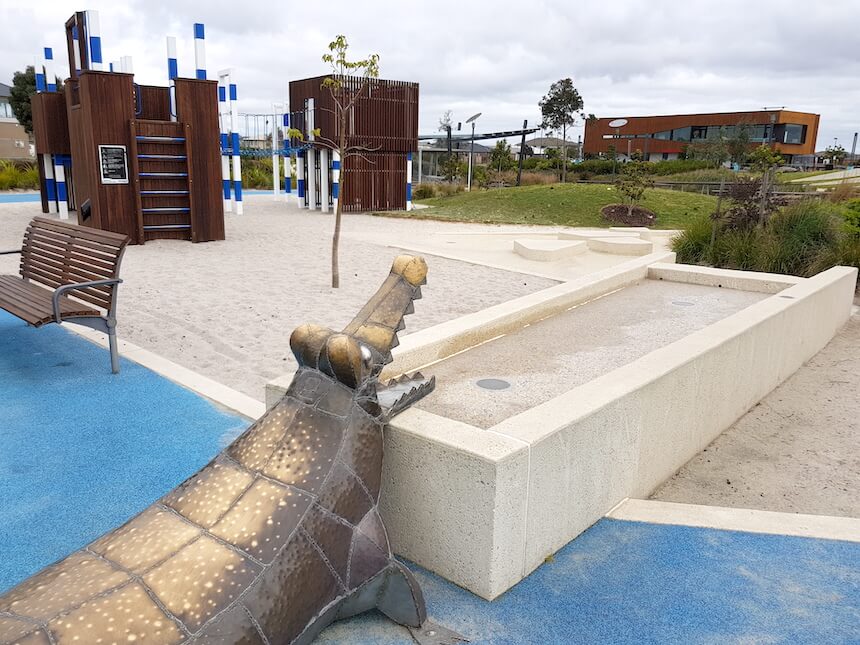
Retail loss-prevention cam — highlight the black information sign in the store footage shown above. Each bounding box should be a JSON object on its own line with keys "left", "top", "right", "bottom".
{"left": 98, "top": 145, "right": 129, "bottom": 184}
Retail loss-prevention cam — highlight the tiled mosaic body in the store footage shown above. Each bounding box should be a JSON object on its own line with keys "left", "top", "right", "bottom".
{"left": 0, "top": 256, "right": 438, "bottom": 645}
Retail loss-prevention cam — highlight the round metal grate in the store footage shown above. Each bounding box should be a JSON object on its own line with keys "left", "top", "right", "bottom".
{"left": 476, "top": 378, "right": 511, "bottom": 390}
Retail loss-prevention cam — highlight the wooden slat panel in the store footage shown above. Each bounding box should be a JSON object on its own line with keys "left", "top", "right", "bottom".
{"left": 33, "top": 216, "right": 129, "bottom": 246}
{"left": 174, "top": 78, "right": 224, "bottom": 242}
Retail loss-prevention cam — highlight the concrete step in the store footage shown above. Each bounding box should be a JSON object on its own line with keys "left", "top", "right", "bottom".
{"left": 513, "top": 239, "right": 587, "bottom": 262}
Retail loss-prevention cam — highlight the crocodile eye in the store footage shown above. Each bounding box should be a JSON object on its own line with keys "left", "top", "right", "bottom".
{"left": 360, "top": 345, "right": 372, "bottom": 370}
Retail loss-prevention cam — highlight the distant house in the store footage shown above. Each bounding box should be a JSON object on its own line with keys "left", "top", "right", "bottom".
{"left": 0, "top": 83, "right": 34, "bottom": 160}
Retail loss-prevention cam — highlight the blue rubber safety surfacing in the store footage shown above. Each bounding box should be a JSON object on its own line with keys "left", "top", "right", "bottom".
{"left": 321, "top": 519, "right": 860, "bottom": 644}
{"left": 0, "top": 310, "right": 246, "bottom": 592}
{"left": 0, "top": 193, "right": 41, "bottom": 203}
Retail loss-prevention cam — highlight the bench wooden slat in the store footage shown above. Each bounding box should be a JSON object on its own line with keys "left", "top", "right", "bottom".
{"left": 0, "top": 276, "right": 99, "bottom": 326}
{"left": 21, "top": 245, "right": 117, "bottom": 278}
{"left": 31, "top": 217, "right": 129, "bottom": 247}
{"left": 19, "top": 265, "right": 112, "bottom": 310}
{"left": 19, "top": 253, "right": 113, "bottom": 295}
{"left": 24, "top": 229, "right": 122, "bottom": 264}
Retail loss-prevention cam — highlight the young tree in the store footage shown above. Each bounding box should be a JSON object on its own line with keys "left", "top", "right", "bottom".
{"left": 615, "top": 162, "right": 653, "bottom": 218}
{"left": 726, "top": 124, "right": 752, "bottom": 166}
{"left": 489, "top": 140, "right": 515, "bottom": 172}
{"left": 748, "top": 144, "right": 784, "bottom": 172}
{"left": 9, "top": 67, "right": 36, "bottom": 134}
{"left": 289, "top": 35, "right": 380, "bottom": 288}
{"left": 538, "top": 78, "right": 584, "bottom": 183}
{"left": 825, "top": 144, "right": 847, "bottom": 165}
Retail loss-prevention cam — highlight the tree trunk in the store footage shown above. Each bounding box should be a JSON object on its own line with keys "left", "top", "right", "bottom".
{"left": 331, "top": 199, "right": 341, "bottom": 288}
{"left": 561, "top": 123, "right": 567, "bottom": 183}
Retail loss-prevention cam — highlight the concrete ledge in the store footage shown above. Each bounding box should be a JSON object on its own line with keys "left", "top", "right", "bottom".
{"left": 558, "top": 230, "right": 637, "bottom": 240}
{"left": 513, "top": 238, "right": 586, "bottom": 261}
{"left": 608, "top": 498, "right": 860, "bottom": 543}
{"left": 648, "top": 262, "right": 803, "bottom": 294}
{"left": 587, "top": 237, "right": 653, "bottom": 255}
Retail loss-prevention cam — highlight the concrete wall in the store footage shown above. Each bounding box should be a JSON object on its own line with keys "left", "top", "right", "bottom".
{"left": 379, "top": 265, "right": 857, "bottom": 600}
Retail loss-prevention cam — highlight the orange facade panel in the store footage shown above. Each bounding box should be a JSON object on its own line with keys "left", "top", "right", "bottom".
{"left": 583, "top": 110, "right": 819, "bottom": 158}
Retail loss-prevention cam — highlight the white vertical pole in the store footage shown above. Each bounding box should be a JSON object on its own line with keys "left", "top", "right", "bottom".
{"left": 283, "top": 113, "right": 292, "bottom": 202}
{"left": 406, "top": 152, "right": 413, "bottom": 211}
{"left": 193, "top": 23, "right": 206, "bottom": 79}
{"left": 332, "top": 151, "right": 340, "bottom": 213}
{"left": 54, "top": 160, "right": 69, "bottom": 220}
{"left": 306, "top": 98, "right": 316, "bottom": 210}
{"left": 320, "top": 148, "right": 330, "bottom": 213}
{"left": 44, "top": 48, "right": 57, "bottom": 92}
{"left": 297, "top": 151, "right": 305, "bottom": 208}
{"left": 218, "top": 82, "right": 232, "bottom": 213}
{"left": 229, "top": 74, "right": 242, "bottom": 215}
{"left": 43, "top": 155, "right": 57, "bottom": 213}
{"left": 72, "top": 24, "right": 82, "bottom": 74}
{"left": 307, "top": 149, "right": 317, "bottom": 210}
{"left": 34, "top": 52, "right": 47, "bottom": 92}
{"left": 166, "top": 36, "right": 178, "bottom": 122}
{"left": 271, "top": 104, "right": 279, "bottom": 197}
{"left": 85, "top": 11, "right": 103, "bottom": 70}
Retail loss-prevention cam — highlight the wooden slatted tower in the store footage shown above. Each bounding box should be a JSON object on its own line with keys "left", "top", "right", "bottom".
{"left": 30, "top": 11, "right": 225, "bottom": 245}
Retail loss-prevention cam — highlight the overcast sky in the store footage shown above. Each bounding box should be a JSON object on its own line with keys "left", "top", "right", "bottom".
{"left": 2, "top": 0, "right": 858, "bottom": 151}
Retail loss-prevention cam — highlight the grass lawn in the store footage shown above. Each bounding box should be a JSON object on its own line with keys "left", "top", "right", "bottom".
{"left": 379, "top": 184, "right": 717, "bottom": 229}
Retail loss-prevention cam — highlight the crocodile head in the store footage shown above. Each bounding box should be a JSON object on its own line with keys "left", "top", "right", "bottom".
{"left": 289, "top": 255, "right": 434, "bottom": 419}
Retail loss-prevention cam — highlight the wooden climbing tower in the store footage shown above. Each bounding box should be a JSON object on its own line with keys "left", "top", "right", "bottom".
{"left": 30, "top": 11, "right": 225, "bottom": 244}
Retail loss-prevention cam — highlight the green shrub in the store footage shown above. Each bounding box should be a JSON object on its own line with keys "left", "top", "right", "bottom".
{"left": 413, "top": 183, "right": 435, "bottom": 200}
{"left": 759, "top": 201, "right": 843, "bottom": 276}
{"left": 671, "top": 213, "right": 714, "bottom": 264}
{"left": 0, "top": 160, "right": 39, "bottom": 190}
{"left": 843, "top": 199, "right": 860, "bottom": 238}
{"left": 712, "top": 227, "right": 760, "bottom": 270}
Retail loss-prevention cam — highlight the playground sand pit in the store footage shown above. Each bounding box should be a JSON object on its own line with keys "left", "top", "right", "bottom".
{"left": 0, "top": 198, "right": 558, "bottom": 401}
{"left": 416, "top": 279, "right": 766, "bottom": 428}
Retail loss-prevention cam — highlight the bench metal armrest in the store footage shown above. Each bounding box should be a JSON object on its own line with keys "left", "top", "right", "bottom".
{"left": 52, "top": 278, "right": 123, "bottom": 323}
{"left": 0, "top": 249, "right": 22, "bottom": 255}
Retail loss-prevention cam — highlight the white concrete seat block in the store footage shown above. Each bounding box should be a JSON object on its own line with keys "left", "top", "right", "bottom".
{"left": 609, "top": 226, "right": 654, "bottom": 240}
{"left": 587, "top": 237, "right": 654, "bottom": 256}
{"left": 558, "top": 230, "right": 638, "bottom": 240}
{"left": 513, "top": 239, "right": 587, "bottom": 262}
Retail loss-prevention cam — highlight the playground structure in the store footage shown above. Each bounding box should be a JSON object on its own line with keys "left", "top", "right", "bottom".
{"left": 30, "top": 10, "right": 229, "bottom": 244}
{"left": 289, "top": 75, "right": 419, "bottom": 213}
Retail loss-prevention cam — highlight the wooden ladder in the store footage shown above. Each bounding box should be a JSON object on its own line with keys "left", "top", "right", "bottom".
{"left": 129, "top": 119, "right": 195, "bottom": 242}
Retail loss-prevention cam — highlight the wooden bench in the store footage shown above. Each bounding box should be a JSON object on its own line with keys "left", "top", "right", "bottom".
{"left": 0, "top": 217, "right": 130, "bottom": 373}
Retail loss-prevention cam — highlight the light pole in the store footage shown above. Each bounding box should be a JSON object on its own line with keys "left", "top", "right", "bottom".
{"left": 466, "top": 112, "right": 481, "bottom": 191}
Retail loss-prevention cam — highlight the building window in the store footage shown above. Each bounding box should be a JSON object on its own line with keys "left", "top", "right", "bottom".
{"left": 654, "top": 130, "right": 672, "bottom": 140}
{"left": 0, "top": 101, "right": 14, "bottom": 119}
{"left": 691, "top": 126, "right": 708, "bottom": 140}
{"left": 671, "top": 127, "right": 691, "bottom": 142}
{"left": 783, "top": 124, "right": 806, "bottom": 145}
{"left": 662, "top": 152, "right": 669, "bottom": 160}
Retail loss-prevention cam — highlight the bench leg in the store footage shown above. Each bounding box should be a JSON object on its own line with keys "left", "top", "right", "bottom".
{"left": 107, "top": 319, "right": 120, "bottom": 374}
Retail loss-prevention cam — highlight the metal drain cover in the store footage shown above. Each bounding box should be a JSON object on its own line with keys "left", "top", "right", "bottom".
{"left": 476, "top": 378, "right": 511, "bottom": 390}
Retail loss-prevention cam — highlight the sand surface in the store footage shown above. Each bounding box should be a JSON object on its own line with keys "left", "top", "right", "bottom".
{"left": 652, "top": 313, "right": 860, "bottom": 518}
{"left": 0, "top": 198, "right": 558, "bottom": 401}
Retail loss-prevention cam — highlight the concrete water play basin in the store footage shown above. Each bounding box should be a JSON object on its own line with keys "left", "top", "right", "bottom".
{"left": 267, "top": 253, "right": 857, "bottom": 601}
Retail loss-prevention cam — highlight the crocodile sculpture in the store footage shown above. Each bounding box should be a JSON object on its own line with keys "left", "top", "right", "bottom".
{"left": 0, "top": 255, "right": 463, "bottom": 645}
